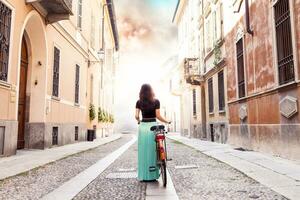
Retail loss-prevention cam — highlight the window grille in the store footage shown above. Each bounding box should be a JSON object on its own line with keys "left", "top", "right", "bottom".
{"left": 218, "top": 70, "right": 225, "bottom": 111}
{"left": 52, "top": 127, "right": 58, "bottom": 146}
{"left": 274, "top": 0, "right": 294, "bottom": 85}
{"left": 75, "top": 126, "right": 79, "bottom": 141}
{"left": 52, "top": 47, "right": 60, "bottom": 97}
{"left": 192, "top": 89, "right": 197, "bottom": 116}
{"left": 75, "top": 65, "right": 80, "bottom": 103}
{"left": 208, "top": 78, "right": 214, "bottom": 113}
{"left": 236, "top": 39, "right": 245, "bottom": 98}
{"left": 0, "top": 2, "right": 12, "bottom": 81}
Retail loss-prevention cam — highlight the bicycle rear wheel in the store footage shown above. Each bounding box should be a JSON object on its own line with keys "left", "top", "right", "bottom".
{"left": 161, "top": 160, "right": 167, "bottom": 187}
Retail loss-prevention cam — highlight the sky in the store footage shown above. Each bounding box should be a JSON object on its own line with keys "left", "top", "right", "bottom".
{"left": 114, "top": 0, "right": 178, "bottom": 132}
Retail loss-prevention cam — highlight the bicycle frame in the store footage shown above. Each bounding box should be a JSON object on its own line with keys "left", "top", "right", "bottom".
{"left": 151, "top": 124, "right": 169, "bottom": 187}
{"left": 154, "top": 128, "right": 167, "bottom": 163}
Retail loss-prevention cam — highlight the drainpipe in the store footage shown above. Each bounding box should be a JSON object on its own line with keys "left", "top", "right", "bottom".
{"left": 245, "top": 0, "right": 254, "bottom": 35}
{"left": 101, "top": 3, "right": 112, "bottom": 52}
{"left": 101, "top": 3, "right": 107, "bottom": 52}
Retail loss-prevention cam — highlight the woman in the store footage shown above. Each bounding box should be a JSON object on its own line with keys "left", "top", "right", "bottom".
{"left": 135, "top": 84, "right": 170, "bottom": 181}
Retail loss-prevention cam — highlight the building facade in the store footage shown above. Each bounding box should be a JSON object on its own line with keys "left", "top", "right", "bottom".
{"left": 173, "top": 0, "right": 228, "bottom": 142}
{"left": 173, "top": 0, "right": 203, "bottom": 138}
{"left": 174, "top": 0, "right": 300, "bottom": 160}
{"left": 0, "top": 0, "right": 119, "bottom": 157}
{"left": 158, "top": 56, "right": 181, "bottom": 133}
{"left": 201, "top": 0, "right": 228, "bottom": 143}
{"left": 225, "top": 0, "right": 300, "bottom": 160}
{"left": 86, "top": 0, "right": 119, "bottom": 138}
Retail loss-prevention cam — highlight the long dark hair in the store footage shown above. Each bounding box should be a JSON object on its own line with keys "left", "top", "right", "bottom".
{"left": 139, "top": 84, "right": 155, "bottom": 107}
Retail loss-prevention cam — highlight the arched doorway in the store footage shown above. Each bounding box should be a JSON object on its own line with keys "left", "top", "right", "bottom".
{"left": 17, "top": 37, "right": 29, "bottom": 149}
{"left": 16, "top": 10, "right": 48, "bottom": 150}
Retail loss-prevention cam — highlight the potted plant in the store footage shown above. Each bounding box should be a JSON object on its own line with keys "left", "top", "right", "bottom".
{"left": 213, "top": 40, "right": 222, "bottom": 67}
{"left": 111, "top": 114, "right": 115, "bottom": 123}
{"left": 98, "top": 107, "right": 104, "bottom": 122}
{"left": 89, "top": 104, "right": 96, "bottom": 121}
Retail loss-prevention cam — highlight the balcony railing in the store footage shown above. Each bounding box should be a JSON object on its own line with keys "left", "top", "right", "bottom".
{"left": 184, "top": 58, "right": 202, "bottom": 85}
{"left": 26, "top": 0, "right": 73, "bottom": 23}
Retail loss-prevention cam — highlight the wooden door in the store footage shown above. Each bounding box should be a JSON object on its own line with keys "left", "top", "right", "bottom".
{"left": 17, "top": 37, "right": 28, "bottom": 149}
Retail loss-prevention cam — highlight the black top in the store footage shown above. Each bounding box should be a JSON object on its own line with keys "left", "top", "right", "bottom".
{"left": 136, "top": 99, "right": 160, "bottom": 119}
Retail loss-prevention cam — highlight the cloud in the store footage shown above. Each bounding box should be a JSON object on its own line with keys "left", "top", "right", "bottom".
{"left": 116, "top": 0, "right": 177, "bottom": 51}
{"left": 119, "top": 17, "right": 153, "bottom": 42}
{"left": 114, "top": 0, "right": 178, "bottom": 133}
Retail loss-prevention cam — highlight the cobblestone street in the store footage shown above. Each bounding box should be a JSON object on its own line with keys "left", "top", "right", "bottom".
{"left": 1, "top": 0, "right": 300, "bottom": 199}
{"left": 74, "top": 143, "right": 146, "bottom": 200}
{"left": 0, "top": 136, "right": 131, "bottom": 200}
{"left": 0, "top": 134, "right": 291, "bottom": 200}
{"left": 166, "top": 139, "right": 287, "bottom": 200}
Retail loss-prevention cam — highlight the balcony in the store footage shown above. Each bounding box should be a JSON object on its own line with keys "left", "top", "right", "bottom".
{"left": 184, "top": 58, "right": 202, "bottom": 85}
{"left": 26, "top": 0, "right": 73, "bottom": 23}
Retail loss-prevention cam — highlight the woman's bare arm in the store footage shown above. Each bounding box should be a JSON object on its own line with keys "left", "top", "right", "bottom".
{"left": 135, "top": 109, "right": 141, "bottom": 123}
{"left": 156, "top": 109, "right": 170, "bottom": 124}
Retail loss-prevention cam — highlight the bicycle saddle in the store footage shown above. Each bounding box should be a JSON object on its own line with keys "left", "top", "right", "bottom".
{"left": 150, "top": 125, "right": 165, "bottom": 132}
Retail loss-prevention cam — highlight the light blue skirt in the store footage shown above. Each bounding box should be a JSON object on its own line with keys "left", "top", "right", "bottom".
{"left": 138, "top": 122, "right": 160, "bottom": 181}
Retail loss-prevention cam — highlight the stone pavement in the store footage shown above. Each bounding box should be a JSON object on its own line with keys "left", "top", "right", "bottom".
{"left": 0, "top": 132, "right": 293, "bottom": 200}
{"left": 73, "top": 138, "right": 178, "bottom": 200}
{"left": 166, "top": 138, "right": 286, "bottom": 200}
{"left": 73, "top": 141, "right": 145, "bottom": 200}
{"left": 146, "top": 170, "right": 179, "bottom": 200}
{"left": 167, "top": 133, "right": 300, "bottom": 200}
{"left": 0, "top": 133, "right": 180, "bottom": 200}
{"left": 43, "top": 136, "right": 137, "bottom": 200}
{"left": 0, "top": 134, "right": 121, "bottom": 180}
{"left": 0, "top": 135, "right": 130, "bottom": 200}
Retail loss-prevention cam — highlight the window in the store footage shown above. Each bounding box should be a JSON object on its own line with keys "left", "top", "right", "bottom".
{"left": 213, "top": 10, "right": 217, "bottom": 42}
{"left": 52, "top": 127, "right": 58, "bottom": 146}
{"left": 210, "top": 124, "right": 214, "bottom": 142}
{"left": 98, "top": 81, "right": 101, "bottom": 107}
{"left": 0, "top": 2, "right": 12, "bottom": 82}
{"left": 90, "top": 75, "right": 94, "bottom": 104}
{"left": 77, "top": 0, "right": 82, "bottom": 29}
{"left": 90, "top": 13, "right": 95, "bottom": 49}
{"left": 0, "top": 126, "right": 5, "bottom": 155}
{"left": 101, "top": 65, "right": 103, "bottom": 89}
{"left": 75, "top": 126, "right": 79, "bottom": 141}
{"left": 236, "top": 38, "right": 245, "bottom": 98}
{"left": 274, "top": 0, "right": 295, "bottom": 85}
{"left": 205, "top": 16, "right": 212, "bottom": 53}
{"left": 192, "top": 89, "right": 197, "bottom": 116}
{"left": 208, "top": 78, "right": 214, "bottom": 113}
{"left": 218, "top": 70, "right": 225, "bottom": 111}
{"left": 52, "top": 47, "right": 60, "bottom": 97}
{"left": 75, "top": 65, "right": 80, "bottom": 103}
{"left": 216, "top": 3, "right": 223, "bottom": 41}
